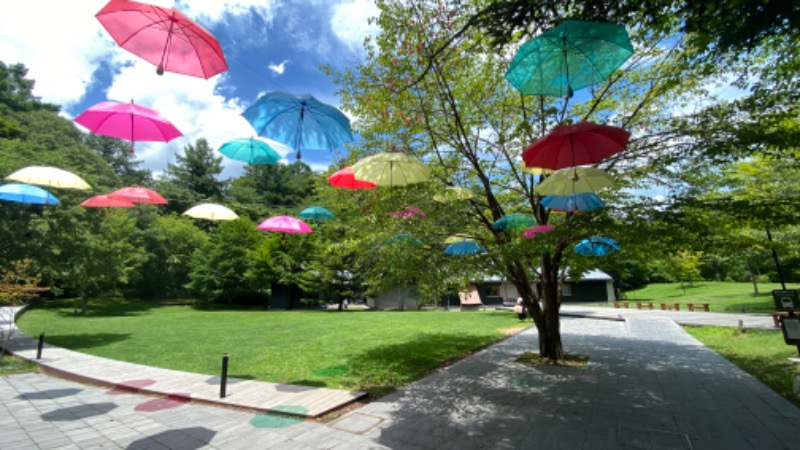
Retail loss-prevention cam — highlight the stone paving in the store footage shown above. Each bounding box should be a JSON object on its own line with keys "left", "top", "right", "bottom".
{"left": 2, "top": 309, "right": 800, "bottom": 449}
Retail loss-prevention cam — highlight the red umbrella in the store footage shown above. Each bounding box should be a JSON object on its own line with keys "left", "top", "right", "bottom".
{"left": 522, "top": 121, "right": 630, "bottom": 170}
{"left": 74, "top": 101, "right": 182, "bottom": 152}
{"left": 95, "top": 0, "right": 228, "bottom": 79}
{"left": 107, "top": 186, "right": 168, "bottom": 205}
{"left": 327, "top": 167, "right": 377, "bottom": 190}
{"left": 80, "top": 194, "right": 136, "bottom": 208}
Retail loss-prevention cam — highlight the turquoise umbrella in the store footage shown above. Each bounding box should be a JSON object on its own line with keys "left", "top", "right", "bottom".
{"left": 492, "top": 213, "right": 537, "bottom": 231}
{"left": 575, "top": 236, "right": 619, "bottom": 256}
{"left": 298, "top": 206, "right": 335, "bottom": 222}
{"left": 218, "top": 137, "right": 284, "bottom": 164}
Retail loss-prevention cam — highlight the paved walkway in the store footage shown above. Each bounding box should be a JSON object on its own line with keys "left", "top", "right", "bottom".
{"left": 559, "top": 304, "right": 779, "bottom": 329}
{"left": 2, "top": 307, "right": 800, "bottom": 449}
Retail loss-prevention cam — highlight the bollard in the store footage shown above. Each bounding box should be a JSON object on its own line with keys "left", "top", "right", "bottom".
{"left": 36, "top": 333, "right": 45, "bottom": 359}
{"left": 220, "top": 353, "right": 229, "bottom": 398}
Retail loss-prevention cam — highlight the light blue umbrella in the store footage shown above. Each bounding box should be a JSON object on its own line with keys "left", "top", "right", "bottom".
{"left": 218, "top": 137, "right": 284, "bottom": 164}
{"left": 492, "top": 213, "right": 537, "bottom": 231}
{"left": 0, "top": 183, "right": 59, "bottom": 205}
{"left": 541, "top": 193, "right": 604, "bottom": 211}
{"left": 574, "top": 236, "right": 619, "bottom": 256}
{"left": 242, "top": 92, "right": 354, "bottom": 159}
{"left": 298, "top": 206, "right": 335, "bottom": 222}
{"left": 444, "top": 241, "right": 485, "bottom": 256}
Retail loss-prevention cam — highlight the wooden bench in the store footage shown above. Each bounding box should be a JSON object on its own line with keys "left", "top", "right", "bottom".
{"left": 613, "top": 301, "right": 629, "bottom": 308}
{"left": 770, "top": 311, "right": 798, "bottom": 328}
{"left": 686, "top": 303, "right": 710, "bottom": 312}
{"left": 660, "top": 303, "right": 681, "bottom": 310}
{"left": 636, "top": 302, "right": 653, "bottom": 310}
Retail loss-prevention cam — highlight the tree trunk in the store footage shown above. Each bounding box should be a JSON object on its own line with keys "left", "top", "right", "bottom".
{"left": 748, "top": 261, "right": 759, "bottom": 295}
{"left": 712, "top": 259, "right": 721, "bottom": 282}
{"left": 508, "top": 255, "right": 563, "bottom": 361}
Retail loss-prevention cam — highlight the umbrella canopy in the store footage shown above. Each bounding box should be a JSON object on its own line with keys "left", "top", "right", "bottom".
{"left": 535, "top": 167, "right": 615, "bottom": 196}
{"left": 107, "top": 186, "right": 168, "bottom": 205}
{"left": 505, "top": 20, "right": 633, "bottom": 97}
{"left": 257, "top": 216, "right": 313, "bottom": 234}
{"left": 444, "top": 241, "right": 486, "bottom": 256}
{"left": 218, "top": 137, "right": 285, "bottom": 165}
{"left": 388, "top": 205, "right": 426, "bottom": 219}
{"left": 522, "top": 225, "right": 556, "bottom": 239}
{"left": 433, "top": 186, "right": 475, "bottom": 202}
{"left": 522, "top": 122, "right": 630, "bottom": 170}
{"left": 80, "top": 195, "right": 136, "bottom": 208}
{"left": 298, "top": 206, "right": 335, "bottom": 222}
{"left": 96, "top": 0, "right": 228, "bottom": 79}
{"left": 444, "top": 234, "right": 479, "bottom": 244}
{"left": 242, "top": 92, "right": 354, "bottom": 159}
{"left": 327, "top": 167, "right": 377, "bottom": 190}
{"left": 0, "top": 183, "right": 59, "bottom": 205}
{"left": 541, "top": 193, "right": 605, "bottom": 212}
{"left": 183, "top": 203, "right": 238, "bottom": 221}
{"left": 574, "top": 236, "right": 620, "bottom": 257}
{"left": 74, "top": 101, "right": 182, "bottom": 152}
{"left": 492, "top": 213, "right": 537, "bottom": 231}
{"left": 385, "top": 233, "right": 423, "bottom": 246}
{"left": 351, "top": 152, "right": 431, "bottom": 187}
{"left": 5, "top": 166, "right": 91, "bottom": 190}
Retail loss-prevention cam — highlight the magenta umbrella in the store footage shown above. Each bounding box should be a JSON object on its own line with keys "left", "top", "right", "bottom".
{"left": 522, "top": 225, "right": 556, "bottom": 239}
{"left": 257, "top": 216, "right": 313, "bottom": 234}
{"left": 74, "top": 101, "right": 182, "bottom": 152}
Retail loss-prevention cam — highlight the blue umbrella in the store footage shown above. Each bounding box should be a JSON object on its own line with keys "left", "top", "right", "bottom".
{"left": 218, "top": 137, "right": 284, "bottom": 164}
{"left": 541, "top": 193, "right": 605, "bottom": 212}
{"left": 298, "top": 206, "right": 335, "bottom": 222}
{"left": 574, "top": 236, "right": 619, "bottom": 257}
{"left": 0, "top": 183, "right": 59, "bottom": 205}
{"left": 242, "top": 92, "right": 354, "bottom": 159}
{"left": 444, "top": 241, "right": 485, "bottom": 256}
{"left": 492, "top": 213, "right": 537, "bottom": 231}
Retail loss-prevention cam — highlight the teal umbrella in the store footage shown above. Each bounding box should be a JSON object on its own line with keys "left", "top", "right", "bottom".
{"left": 218, "top": 137, "right": 285, "bottom": 164}
{"left": 492, "top": 213, "right": 537, "bottom": 231}
{"left": 298, "top": 206, "right": 335, "bottom": 222}
{"left": 505, "top": 20, "right": 633, "bottom": 97}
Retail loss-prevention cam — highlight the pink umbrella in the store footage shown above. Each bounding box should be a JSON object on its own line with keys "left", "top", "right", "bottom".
{"left": 74, "top": 101, "right": 182, "bottom": 152}
{"left": 388, "top": 205, "right": 426, "bottom": 219}
{"left": 80, "top": 194, "right": 137, "bottom": 208}
{"left": 522, "top": 225, "right": 556, "bottom": 239}
{"left": 327, "top": 167, "right": 377, "bottom": 190}
{"left": 257, "top": 216, "right": 313, "bottom": 234}
{"left": 107, "top": 186, "right": 168, "bottom": 205}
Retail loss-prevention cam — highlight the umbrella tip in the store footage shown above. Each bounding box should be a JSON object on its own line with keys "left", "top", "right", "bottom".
{"left": 296, "top": 150, "right": 302, "bottom": 160}
{"left": 156, "top": 65, "right": 164, "bottom": 76}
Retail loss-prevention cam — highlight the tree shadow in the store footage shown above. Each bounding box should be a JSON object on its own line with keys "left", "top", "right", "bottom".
{"left": 44, "top": 333, "right": 130, "bottom": 350}
{"left": 126, "top": 427, "right": 217, "bottom": 450}
{"left": 41, "top": 402, "right": 118, "bottom": 421}
{"left": 18, "top": 388, "right": 82, "bottom": 400}
{"left": 37, "top": 298, "right": 162, "bottom": 318}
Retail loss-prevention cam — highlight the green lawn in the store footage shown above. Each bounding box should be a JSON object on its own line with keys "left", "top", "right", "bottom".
{"left": 17, "top": 299, "right": 529, "bottom": 397}
{"left": 621, "top": 282, "right": 800, "bottom": 313}
{"left": 685, "top": 326, "right": 800, "bottom": 406}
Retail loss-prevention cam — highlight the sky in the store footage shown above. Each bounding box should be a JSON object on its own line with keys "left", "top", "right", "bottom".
{"left": 0, "top": 0, "right": 380, "bottom": 179}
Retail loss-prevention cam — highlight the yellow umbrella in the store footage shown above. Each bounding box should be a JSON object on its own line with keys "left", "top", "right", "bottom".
{"left": 534, "top": 167, "right": 614, "bottom": 196}
{"left": 5, "top": 165, "right": 91, "bottom": 190}
{"left": 351, "top": 152, "right": 430, "bottom": 187}
{"left": 444, "top": 234, "right": 479, "bottom": 244}
{"left": 183, "top": 203, "right": 239, "bottom": 221}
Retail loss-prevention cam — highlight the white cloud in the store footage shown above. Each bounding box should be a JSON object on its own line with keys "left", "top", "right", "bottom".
{"left": 330, "top": 0, "right": 380, "bottom": 54}
{"left": 268, "top": 60, "right": 289, "bottom": 75}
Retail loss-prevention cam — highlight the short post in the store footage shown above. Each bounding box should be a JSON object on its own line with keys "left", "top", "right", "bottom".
{"left": 220, "top": 353, "right": 229, "bottom": 398}
{"left": 36, "top": 333, "right": 45, "bottom": 359}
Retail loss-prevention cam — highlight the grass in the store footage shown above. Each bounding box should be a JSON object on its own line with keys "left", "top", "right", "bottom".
{"left": 17, "top": 298, "right": 530, "bottom": 397}
{"left": 620, "top": 282, "right": 800, "bottom": 313}
{"left": 685, "top": 326, "right": 800, "bottom": 406}
{"left": 0, "top": 355, "right": 38, "bottom": 375}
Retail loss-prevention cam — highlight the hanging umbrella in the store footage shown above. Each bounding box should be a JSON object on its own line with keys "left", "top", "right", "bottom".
{"left": 183, "top": 203, "right": 238, "bottom": 221}
{"left": 492, "top": 213, "right": 537, "bottom": 231}
{"left": 534, "top": 167, "right": 615, "bottom": 196}
{"left": 80, "top": 195, "right": 136, "bottom": 208}
{"left": 0, "top": 183, "right": 59, "bottom": 205}
{"left": 385, "top": 233, "right": 423, "bottom": 246}
{"left": 327, "top": 167, "right": 377, "bottom": 190}
{"left": 574, "top": 236, "right": 620, "bottom": 257}
{"left": 444, "top": 234, "right": 479, "bottom": 244}
{"left": 444, "top": 241, "right": 485, "bottom": 256}
{"left": 433, "top": 186, "right": 474, "bottom": 202}
{"left": 74, "top": 101, "right": 182, "bottom": 152}
{"left": 351, "top": 151, "right": 431, "bottom": 187}
{"left": 541, "top": 193, "right": 605, "bottom": 212}
{"left": 95, "top": 0, "right": 228, "bottom": 79}
{"left": 257, "top": 216, "right": 313, "bottom": 234}
{"left": 388, "top": 205, "right": 426, "bottom": 219}
{"left": 242, "top": 92, "right": 354, "bottom": 159}
{"left": 6, "top": 166, "right": 91, "bottom": 190}
{"left": 218, "top": 137, "right": 286, "bottom": 165}
{"left": 298, "top": 206, "right": 335, "bottom": 222}
{"left": 505, "top": 20, "right": 634, "bottom": 97}
{"left": 522, "top": 122, "right": 630, "bottom": 170}
{"left": 107, "top": 186, "right": 168, "bottom": 205}
{"left": 522, "top": 225, "right": 556, "bottom": 239}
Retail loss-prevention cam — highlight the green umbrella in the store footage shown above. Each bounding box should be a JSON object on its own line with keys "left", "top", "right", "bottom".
{"left": 351, "top": 152, "right": 430, "bottom": 187}
{"left": 298, "top": 206, "right": 335, "bottom": 221}
{"left": 492, "top": 213, "right": 537, "bottom": 231}
{"left": 534, "top": 167, "right": 615, "bottom": 196}
{"left": 218, "top": 137, "right": 285, "bottom": 164}
{"left": 505, "top": 20, "right": 633, "bottom": 97}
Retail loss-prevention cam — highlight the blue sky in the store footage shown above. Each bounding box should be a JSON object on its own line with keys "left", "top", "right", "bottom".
{"left": 0, "top": 0, "right": 379, "bottom": 178}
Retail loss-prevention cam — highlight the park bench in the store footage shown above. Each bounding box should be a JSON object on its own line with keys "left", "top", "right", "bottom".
{"left": 636, "top": 302, "right": 653, "bottom": 310}
{"left": 686, "top": 303, "right": 710, "bottom": 312}
{"left": 659, "top": 303, "right": 681, "bottom": 310}
{"left": 613, "top": 301, "right": 629, "bottom": 308}
{"left": 769, "top": 311, "right": 796, "bottom": 328}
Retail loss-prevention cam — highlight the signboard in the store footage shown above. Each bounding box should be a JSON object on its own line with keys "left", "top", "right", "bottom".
{"left": 772, "top": 289, "right": 800, "bottom": 311}
{"left": 780, "top": 317, "right": 800, "bottom": 345}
